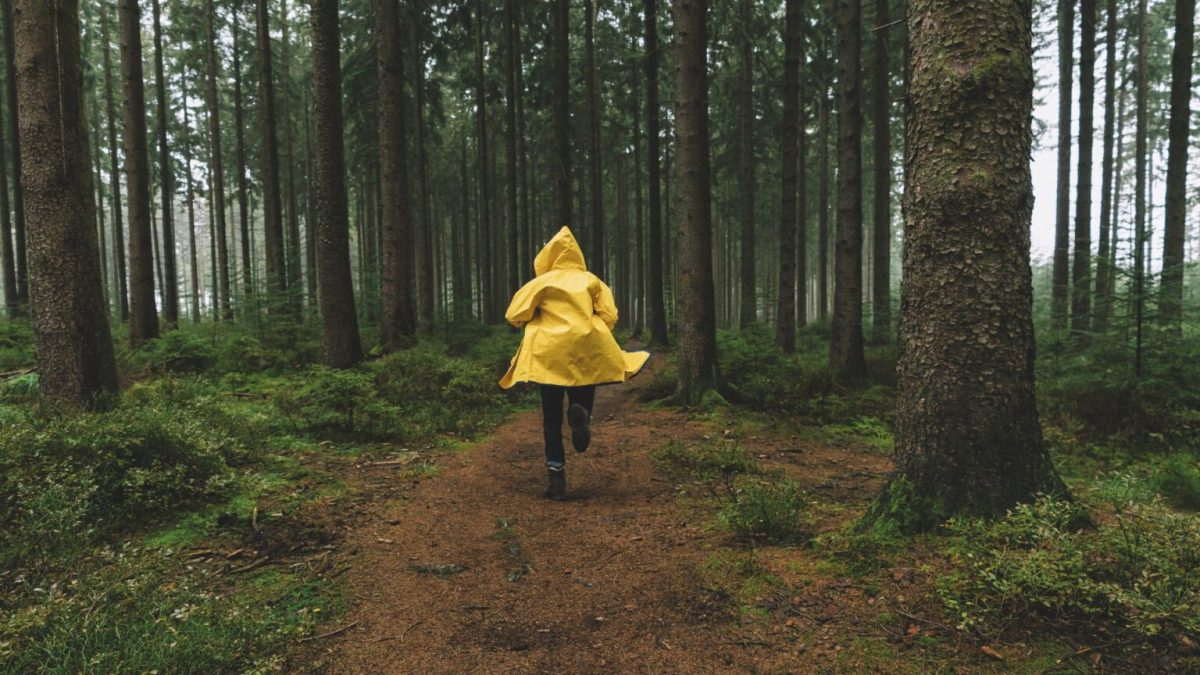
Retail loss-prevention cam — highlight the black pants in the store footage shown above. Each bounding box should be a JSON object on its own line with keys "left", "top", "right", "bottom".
{"left": 540, "top": 384, "right": 596, "bottom": 468}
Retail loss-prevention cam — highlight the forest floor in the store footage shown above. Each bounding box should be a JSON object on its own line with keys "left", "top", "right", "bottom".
{"left": 287, "top": 352, "right": 1060, "bottom": 674}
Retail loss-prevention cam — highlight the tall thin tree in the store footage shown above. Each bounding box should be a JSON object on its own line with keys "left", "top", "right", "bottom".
{"left": 3, "top": 0, "right": 26, "bottom": 310}
{"left": 645, "top": 0, "right": 668, "bottom": 346}
{"left": 100, "top": 4, "right": 128, "bottom": 321}
{"left": 257, "top": 0, "right": 287, "bottom": 313}
{"left": 1050, "top": 0, "right": 1074, "bottom": 330}
{"left": 738, "top": 0, "right": 756, "bottom": 328}
{"left": 118, "top": 0, "right": 159, "bottom": 346}
{"left": 830, "top": 0, "right": 867, "bottom": 383}
{"left": 551, "top": 0, "right": 571, "bottom": 231}
{"left": 151, "top": 0, "right": 179, "bottom": 328}
{"left": 585, "top": 0, "right": 604, "bottom": 277}
{"left": 311, "top": 0, "right": 362, "bottom": 367}
{"left": 1071, "top": 0, "right": 1096, "bottom": 333}
{"left": 1132, "top": 0, "right": 1148, "bottom": 374}
{"left": 206, "top": 0, "right": 232, "bottom": 320}
{"left": 777, "top": 0, "right": 801, "bottom": 352}
{"left": 1093, "top": 0, "right": 1118, "bottom": 332}
{"left": 871, "top": 0, "right": 892, "bottom": 342}
{"left": 232, "top": 0, "right": 253, "bottom": 300}
{"left": 672, "top": 0, "right": 719, "bottom": 405}
{"left": 1159, "top": 0, "right": 1195, "bottom": 332}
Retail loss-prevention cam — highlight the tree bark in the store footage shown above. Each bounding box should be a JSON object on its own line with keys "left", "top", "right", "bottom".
{"left": 551, "top": 0, "right": 571, "bottom": 232}
{"left": 871, "top": 0, "right": 892, "bottom": 343}
{"left": 797, "top": 33, "right": 808, "bottom": 329}
{"left": 632, "top": 47, "right": 645, "bottom": 336}
{"left": 645, "top": 0, "right": 668, "bottom": 346}
{"left": 672, "top": 0, "right": 718, "bottom": 405}
{"left": 866, "top": 0, "right": 1066, "bottom": 531}
{"left": 0, "top": 13, "right": 14, "bottom": 318}
{"left": 377, "top": 0, "right": 416, "bottom": 347}
{"left": 1071, "top": 0, "right": 1095, "bottom": 334}
{"left": 119, "top": 0, "right": 159, "bottom": 346}
{"left": 1158, "top": 0, "right": 1195, "bottom": 332}
{"left": 776, "top": 0, "right": 800, "bottom": 352}
{"left": 1051, "top": 0, "right": 1074, "bottom": 330}
{"left": 472, "top": 0, "right": 496, "bottom": 323}
{"left": 503, "top": 0, "right": 520, "bottom": 299}
{"left": 817, "top": 82, "right": 830, "bottom": 321}
{"left": 3, "top": 0, "right": 26, "bottom": 310}
{"left": 205, "top": 0, "right": 232, "bottom": 321}
{"left": 830, "top": 0, "right": 867, "bottom": 383}
{"left": 737, "top": 0, "right": 756, "bottom": 328}
{"left": 151, "top": 0, "right": 178, "bottom": 328}
{"left": 232, "top": 0, "right": 253, "bottom": 301}
{"left": 585, "top": 0, "right": 604, "bottom": 278}
{"left": 257, "top": 0, "right": 287, "bottom": 313}
{"left": 1133, "top": 0, "right": 1148, "bottom": 375}
{"left": 410, "top": 1, "right": 434, "bottom": 333}
{"left": 1093, "top": 0, "right": 1117, "bottom": 332}
{"left": 311, "top": 0, "right": 362, "bottom": 367}
{"left": 182, "top": 69, "right": 200, "bottom": 321}
{"left": 14, "top": 0, "right": 119, "bottom": 407}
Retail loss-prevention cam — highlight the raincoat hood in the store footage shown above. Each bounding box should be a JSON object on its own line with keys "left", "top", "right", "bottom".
{"left": 500, "top": 226, "right": 650, "bottom": 389}
{"left": 534, "top": 227, "right": 588, "bottom": 275}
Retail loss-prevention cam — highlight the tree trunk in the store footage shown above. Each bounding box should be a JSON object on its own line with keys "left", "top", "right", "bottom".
{"left": 865, "top": 0, "right": 1066, "bottom": 531}
{"left": 119, "top": 0, "right": 159, "bottom": 346}
{"left": 412, "top": 1, "right": 435, "bottom": 333}
{"left": 798, "top": 32, "right": 808, "bottom": 328}
{"left": 1133, "top": 0, "right": 1148, "bottom": 375}
{"left": 90, "top": 92, "right": 109, "bottom": 313}
{"left": 206, "top": 0, "right": 232, "bottom": 321}
{"left": 1159, "top": 0, "right": 1195, "bottom": 332}
{"left": 14, "top": 0, "right": 119, "bottom": 407}
{"left": 182, "top": 70, "right": 200, "bottom": 321}
{"left": 871, "top": 0, "right": 892, "bottom": 343}
{"left": 776, "top": 0, "right": 800, "bottom": 352}
{"left": 1093, "top": 0, "right": 1117, "bottom": 332}
{"left": 551, "top": 0, "right": 571, "bottom": 232}
{"left": 585, "top": 0, "right": 604, "bottom": 278}
{"left": 817, "top": 84, "right": 830, "bottom": 321}
{"left": 0, "top": 16, "right": 14, "bottom": 318}
{"left": 632, "top": 47, "right": 645, "bottom": 336}
{"left": 280, "top": 0, "right": 303, "bottom": 313}
{"left": 645, "top": 0, "right": 668, "bottom": 346}
{"left": 472, "top": 0, "right": 495, "bottom": 323}
{"left": 3, "top": 0, "right": 26, "bottom": 310}
{"left": 672, "top": 0, "right": 718, "bottom": 405}
{"left": 151, "top": 0, "right": 178, "bottom": 328}
{"left": 377, "top": 0, "right": 416, "bottom": 348}
{"left": 830, "top": 0, "right": 867, "bottom": 383}
{"left": 101, "top": 8, "right": 130, "bottom": 323}
{"left": 1071, "top": 0, "right": 1096, "bottom": 334}
{"left": 737, "top": 0, "right": 756, "bottom": 328}
{"left": 311, "top": 0, "right": 362, "bottom": 367}
{"left": 503, "top": 0, "right": 520, "bottom": 298}
{"left": 232, "top": 0, "right": 253, "bottom": 301}
{"left": 1051, "top": 0, "right": 1074, "bottom": 330}
{"left": 257, "top": 0, "right": 287, "bottom": 313}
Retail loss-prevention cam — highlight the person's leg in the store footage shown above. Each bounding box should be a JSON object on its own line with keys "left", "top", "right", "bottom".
{"left": 566, "top": 386, "right": 595, "bottom": 452}
{"left": 541, "top": 385, "right": 566, "bottom": 468}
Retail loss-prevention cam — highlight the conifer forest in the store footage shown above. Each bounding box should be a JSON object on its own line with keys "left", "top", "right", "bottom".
{"left": 1, "top": 0, "right": 1200, "bottom": 671}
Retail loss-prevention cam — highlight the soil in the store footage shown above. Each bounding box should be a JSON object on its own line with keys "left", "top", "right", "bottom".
{"left": 290, "top": 353, "right": 1006, "bottom": 674}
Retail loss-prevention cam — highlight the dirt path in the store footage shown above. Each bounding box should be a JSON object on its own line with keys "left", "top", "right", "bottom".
{"left": 307, "top": 355, "right": 904, "bottom": 673}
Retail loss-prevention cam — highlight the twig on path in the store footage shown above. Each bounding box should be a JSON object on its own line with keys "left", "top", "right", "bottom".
{"left": 895, "top": 609, "right": 958, "bottom": 634}
{"left": 0, "top": 368, "right": 34, "bottom": 380}
{"left": 300, "top": 620, "right": 360, "bottom": 642}
{"left": 230, "top": 555, "right": 270, "bottom": 574}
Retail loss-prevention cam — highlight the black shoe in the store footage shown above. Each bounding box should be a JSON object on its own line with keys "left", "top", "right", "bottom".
{"left": 568, "top": 404, "right": 591, "bottom": 452}
{"left": 545, "top": 467, "right": 566, "bottom": 500}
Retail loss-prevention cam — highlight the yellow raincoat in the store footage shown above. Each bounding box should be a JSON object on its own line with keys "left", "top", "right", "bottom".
{"left": 499, "top": 227, "right": 650, "bottom": 389}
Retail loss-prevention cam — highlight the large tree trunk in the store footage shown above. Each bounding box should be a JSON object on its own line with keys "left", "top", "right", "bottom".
{"left": 776, "top": 0, "right": 800, "bottom": 352}
{"left": 1050, "top": 0, "right": 1074, "bottom": 330}
{"left": 870, "top": 0, "right": 892, "bottom": 343}
{"left": 645, "top": 0, "right": 668, "bottom": 346}
{"left": 1093, "top": 0, "right": 1117, "bottom": 332}
{"left": 232, "top": 0, "right": 253, "bottom": 301}
{"left": 206, "top": 0, "right": 232, "bottom": 321}
{"left": 672, "top": 0, "right": 718, "bottom": 405}
{"left": 830, "top": 0, "right": 867, "bottom": 383}
{"left": 551, "top": 0, "right": 571, "bottom": 232}
{"left": 585, "top": 0, "right": 604, "bottom": 278}
{"left": 151, "top": 0, "right": 179, "bottom": 328}
{"left": 377, "top": 0, "right": 416, "bottom": 348}
{"left": 1159, "top": 0, "right": 1195, "bottom": 332}
{"left": 119, "top": 0, "right": 159, "bottom": 346}
{"left": 311, "top": 0, "right": 362, "bottom": 368}
{"left": 866, "top": 0, "right": 1065, "bottom": 531}
{"left": 257, "top": 0, "right": 287, "bottom": 313}
{"left": 737, "top": 0, "right": 756, "bottom": 328}
{"left": 1071, "top": 0, "right": 1096, "bottom": 333}
{"left": 3, "top": 0, "right": 26, "bottom": 310}
{"left": 14, "top": 0, "right": 118, "bottom": 407}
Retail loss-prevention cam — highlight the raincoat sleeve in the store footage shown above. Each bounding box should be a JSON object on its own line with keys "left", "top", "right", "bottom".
{"left": 592, "top": 279, "right": 619, "bottom": 330}
{"left": 505, "top": 279, "right": 543, "bottom": 328}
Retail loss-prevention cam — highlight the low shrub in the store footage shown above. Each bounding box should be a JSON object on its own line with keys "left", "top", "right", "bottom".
{"left": 653, "top": 439, "right": 758, "bottom": 479}
{"left": 0, "top": 320, "right": 33, "bottom": 371}
{"left": 940, "top": 496, "right": 1200, "bottom": 645}
{"left": 718, "top": 478, "right": 813, "bottom": 545}
{"left": 1154, "top": 454, "right": 1200, "bottom": 511}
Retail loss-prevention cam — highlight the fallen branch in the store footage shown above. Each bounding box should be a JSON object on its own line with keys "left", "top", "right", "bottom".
{"left": 300, "top": 620, "right": 359, "bottom": 642}
{"left": 229, "top": 556, "right": 270, "bottom": 574}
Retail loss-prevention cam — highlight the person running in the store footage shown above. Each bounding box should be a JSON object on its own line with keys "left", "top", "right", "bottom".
{"left": 500, "top": 226, "right": 650, "bottom": 500}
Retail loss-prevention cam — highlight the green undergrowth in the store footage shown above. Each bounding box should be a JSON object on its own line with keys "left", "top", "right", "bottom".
{"left": 0, "top": 320, "right": 527, "bottom": 671}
